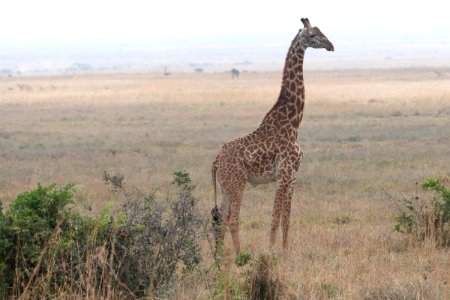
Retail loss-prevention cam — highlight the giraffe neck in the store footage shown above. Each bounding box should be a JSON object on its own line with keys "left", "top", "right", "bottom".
{"left": 261, "top": 37, "right": 305, "bottom": 131}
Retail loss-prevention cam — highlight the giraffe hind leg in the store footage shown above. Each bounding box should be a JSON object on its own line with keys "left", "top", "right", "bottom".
{"left": 227, "top": 185, "right": 245, "bottom": 255}
{"left": 211, "top": 187, "right": 229, "bottom": 258}
{"left": 269, "top": 192, "right": 282, "bottom": 248}
{"left": 216, "top": 174, "right": 246, "bottom": 256}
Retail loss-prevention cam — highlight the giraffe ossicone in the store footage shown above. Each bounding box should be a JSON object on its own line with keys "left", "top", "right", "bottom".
{"left": 211, "top": 18, "right": 334, "bottom": 255}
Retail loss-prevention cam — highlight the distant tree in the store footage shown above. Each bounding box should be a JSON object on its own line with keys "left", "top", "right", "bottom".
{"left": 72, "top": 63, "right": 93, "bottom": 71}
{"left": 194, "top": 68, "right": 204, "bottom": 73}
{"left": 0, "top": 68, "right": 13, "bottom": 77}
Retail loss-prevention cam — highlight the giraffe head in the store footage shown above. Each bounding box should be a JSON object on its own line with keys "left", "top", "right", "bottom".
{"left": 298, "top": 18, "right": 334, "bottom": 52}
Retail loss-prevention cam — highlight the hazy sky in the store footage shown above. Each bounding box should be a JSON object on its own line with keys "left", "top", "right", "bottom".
{"left": 1, "top": 0, "right": 449, "bottom": 48}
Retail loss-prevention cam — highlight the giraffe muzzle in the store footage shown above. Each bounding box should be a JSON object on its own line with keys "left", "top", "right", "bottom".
{"left": 326, "top": 42, "right": 335, "bottom": 52}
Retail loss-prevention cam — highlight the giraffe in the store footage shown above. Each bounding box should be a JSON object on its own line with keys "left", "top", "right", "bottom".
{"left": 211, "top": 18, "right": 334, "bottom": 255}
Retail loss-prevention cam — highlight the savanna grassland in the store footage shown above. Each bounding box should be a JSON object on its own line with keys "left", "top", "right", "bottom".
{"left": 1, "top": 68, "right": 450, "bottom": 298}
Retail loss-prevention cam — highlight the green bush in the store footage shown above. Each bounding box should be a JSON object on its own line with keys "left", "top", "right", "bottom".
{"left": 0, "top": 183, "right": 92, "bottom": 297}
{"left": 0, "top": 170, "right": 205, "bottom": 298}
{"left": 395, "top": 177, "right": 450, "bottom": 247}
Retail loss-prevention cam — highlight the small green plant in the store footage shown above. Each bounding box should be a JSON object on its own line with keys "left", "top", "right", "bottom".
{"left": 235, "top": 252, "right": 252, "bottom": 267}
{"left": 394, "top": 177, "right": 450, "bottom": 247}
{"left": 213, "top": 275, "right": 245, "bottom": 299}
{"left": 248, "top": 254, "right": 282, "bottom": 300}
{"left": 319, "top": 282, "right": 341, "bottom": 298}
{"left": 211, "top": 252, "right": 285, "bottom": 300}
{"left": 334, "top": 214, "right": 351, "bottom": 225}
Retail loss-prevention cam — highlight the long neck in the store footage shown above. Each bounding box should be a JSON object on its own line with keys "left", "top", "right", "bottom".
{"left": 262, "top": 37, "right": 305, "bottom": 130}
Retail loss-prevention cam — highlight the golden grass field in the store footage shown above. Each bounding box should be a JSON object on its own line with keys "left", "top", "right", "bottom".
{"left": 1, "top": 68, "right": 450, "bottom": 298}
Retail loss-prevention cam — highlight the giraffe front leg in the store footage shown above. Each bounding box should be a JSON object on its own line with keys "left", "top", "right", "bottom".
{"left": 270, "top": 180, "right": 291, "bottom": 250}
{"left": 274, "top": 146, "right": 303, "bottom": 251}
{"left": 269, "top": 194, "right": 282, "bottom": 248}
{"left": 281, "top": 179, "right": 295, "bottom": 250}
{"left": 229, "top": 222, "right": 240, "bottom": 255}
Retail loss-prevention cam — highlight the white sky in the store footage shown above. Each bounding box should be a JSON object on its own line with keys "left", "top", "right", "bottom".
{"left": 1, "top": 0, "right": 449, "bottom": 47}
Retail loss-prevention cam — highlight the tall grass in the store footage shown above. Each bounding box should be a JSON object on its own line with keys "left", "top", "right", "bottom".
{"left": 0, "top": 69, "right": 449, "bottom": 298}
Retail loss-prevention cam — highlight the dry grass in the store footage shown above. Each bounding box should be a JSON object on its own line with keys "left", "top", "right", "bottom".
{"left": 1, "top": 68, "right": 450, "bottom": 298}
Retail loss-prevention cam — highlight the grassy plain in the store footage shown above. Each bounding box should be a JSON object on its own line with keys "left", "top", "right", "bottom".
{"left": 0, "top": 68, "right": 450, "bottom": 298}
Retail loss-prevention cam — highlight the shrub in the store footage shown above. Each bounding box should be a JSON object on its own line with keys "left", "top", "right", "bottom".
{"left": 0, "top": 183, "right": 92, "bottom": 297}
{"left": 110, "top": 170, "right": 204, "bottom": 297}
{"left": 394, "top": 177, "right": 450, "bottom": 247}
{"left": 0, "top": 170, "right": 205, "bottom": 298}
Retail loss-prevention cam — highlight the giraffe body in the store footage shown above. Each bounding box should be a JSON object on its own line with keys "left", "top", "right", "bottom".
{"left": 212, "top": 18, "right": 334, "bottom": 254}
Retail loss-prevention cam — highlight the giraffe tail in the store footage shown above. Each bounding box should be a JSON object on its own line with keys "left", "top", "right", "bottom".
{"left": 211, "top": 160, "right": 223, "bottom": 257}
{"left": 211, "top": 161, "right": 218, "bottom": 207}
